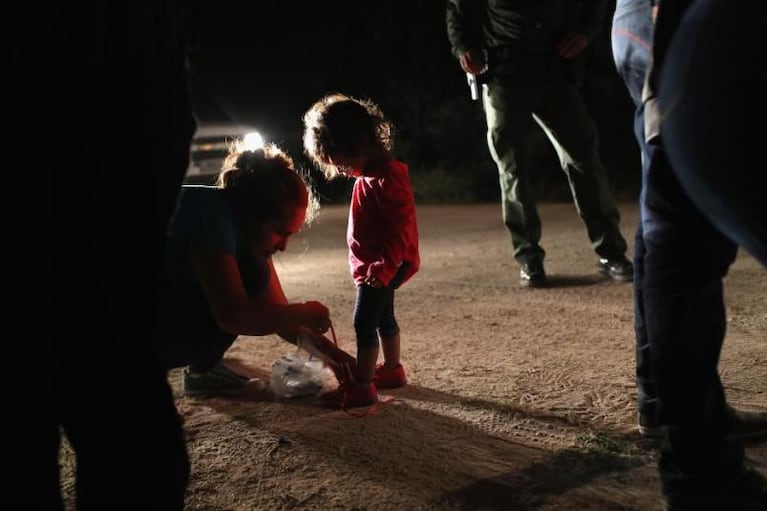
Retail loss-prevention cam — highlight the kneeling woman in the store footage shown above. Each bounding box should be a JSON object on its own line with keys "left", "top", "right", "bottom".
{"left": 160, "top": 140, "right": 351, "bottom": 396}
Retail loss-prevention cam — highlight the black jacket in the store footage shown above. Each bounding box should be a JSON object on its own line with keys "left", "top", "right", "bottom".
{"left": 446, "top": 0, "right": 608, "bottom": 58}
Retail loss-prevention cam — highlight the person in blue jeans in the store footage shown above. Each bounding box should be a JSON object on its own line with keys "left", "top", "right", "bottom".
{"left": 641, "top": 0, "right": 767, "bottom": 508}
{"left": 611, "top": 0, "right": 657, "bottom": 435}
{"left": 612, "top": 0, "right": 767, "bottom": 443}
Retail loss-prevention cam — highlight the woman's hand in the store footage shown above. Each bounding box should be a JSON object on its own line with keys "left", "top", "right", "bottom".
{"left": 303, "top": 331, "right": 357, "bottom": 383}
{"left": 296, "top": 301, "right": 331, "bottom": 333}
{"left": 293, "top": 329, "right": 357, "bottom": 382}
{"left": 308, "top": 333, "right": 356, "bottom": 367}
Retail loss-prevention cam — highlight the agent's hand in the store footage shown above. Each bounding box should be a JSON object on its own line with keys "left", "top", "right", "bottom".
{"left": 557, "top": 32, "right": 588, "bottom": 59}
{"left": 459, "top": 49, "right": 487, "bottom": 75}
{"left": 297, "top": 301, "right": 331, "bottom": 333}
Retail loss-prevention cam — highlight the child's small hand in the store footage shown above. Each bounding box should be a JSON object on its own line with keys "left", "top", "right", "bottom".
{"left": 365, "top": 275, "right": 384, "bottom": 288}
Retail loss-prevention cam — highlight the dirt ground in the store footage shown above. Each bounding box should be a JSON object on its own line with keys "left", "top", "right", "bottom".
{"left": 62, "top": 201, "right": 766, "bottom": 510}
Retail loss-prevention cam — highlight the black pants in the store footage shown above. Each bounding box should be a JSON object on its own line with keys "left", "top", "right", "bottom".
{"left": 643, "top": 148, "right": 742, "bottom": 498}
{"left": 160, "top": 284, "right": 239, "bottom": 371}
{"left": 482, "top": 55, "right": 627, "bottom": 265}
{"left": 353, "top": 265, "right": 408, "bottom": 350}
{"left": 160, "top": 256, "right": 270, "bottom": 370}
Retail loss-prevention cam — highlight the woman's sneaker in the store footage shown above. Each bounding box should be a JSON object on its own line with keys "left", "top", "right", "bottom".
{"left": 182, "top": 363, "right": 255, "bottom": 396}
{"left": 373, "top": 363, "right": 407, "bottom": 389}
{"left": 320, "top": 382, "right": 378, "bottom": 408}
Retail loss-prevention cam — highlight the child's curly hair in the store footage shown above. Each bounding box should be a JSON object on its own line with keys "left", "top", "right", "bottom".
{"left": 302, "top": 92, "right": 393, "bottom": 181}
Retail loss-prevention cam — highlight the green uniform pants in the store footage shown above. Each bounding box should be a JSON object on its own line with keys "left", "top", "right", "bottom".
{"left": 483, "top": 60, "right": 628, "bottom": 265}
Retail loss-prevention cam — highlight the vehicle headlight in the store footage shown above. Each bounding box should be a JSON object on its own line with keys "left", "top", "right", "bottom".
{"left": 242, "top": 131, "right": 264, "bottom": 152}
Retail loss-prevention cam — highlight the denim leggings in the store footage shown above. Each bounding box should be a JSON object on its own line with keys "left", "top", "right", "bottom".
{"left": 353, "top": 265, "right": 408, "bottom": 349}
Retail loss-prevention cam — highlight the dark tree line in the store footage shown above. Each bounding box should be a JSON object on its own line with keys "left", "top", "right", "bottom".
{"left": 188, "top": 0, "right": 639, "bottom": 203}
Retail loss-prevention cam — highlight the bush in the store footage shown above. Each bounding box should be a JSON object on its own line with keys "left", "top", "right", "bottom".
{"left": 410, "top": 165, "right": 484, "bottom": 204}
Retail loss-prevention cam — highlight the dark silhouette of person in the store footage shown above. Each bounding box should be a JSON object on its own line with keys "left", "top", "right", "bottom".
{"left": 642, "top": 0, "right": 767, "bottom": 508}
{"left": 611, "top": 0, "right": 767, "bottom": 447}
{"left": 10, "top": 2, "right": 199, "bottom": 508}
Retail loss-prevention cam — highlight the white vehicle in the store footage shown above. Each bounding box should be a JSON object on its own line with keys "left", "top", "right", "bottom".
{"left": 186, "top": 122, "right": 263, "bottom": 179}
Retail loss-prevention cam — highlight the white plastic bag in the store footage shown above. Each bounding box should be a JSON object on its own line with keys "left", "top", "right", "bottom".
{"left": 270, "top": 351, "right": 336, "bottom": 399}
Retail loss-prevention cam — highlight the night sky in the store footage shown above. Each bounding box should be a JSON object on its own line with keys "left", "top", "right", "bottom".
{"left": 186, "top": 0, "right": 639, "bottom": 201}
{"left": 188, "top": 1, "right": 460, "bottom": 141}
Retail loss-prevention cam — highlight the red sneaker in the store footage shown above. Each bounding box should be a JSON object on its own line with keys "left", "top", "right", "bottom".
{"left": 320, "top": 382, "right": 378, "bottom": 409}
{"left": 373, "top": 363, "right": 407, "bottom": 389}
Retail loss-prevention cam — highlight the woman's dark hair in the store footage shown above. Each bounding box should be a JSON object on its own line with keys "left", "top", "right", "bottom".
{"left": 302, "top": 92, "right": 393, "bottom": 180}
{"left": 216, "top": 140, "right": 319, "bottom": 230}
